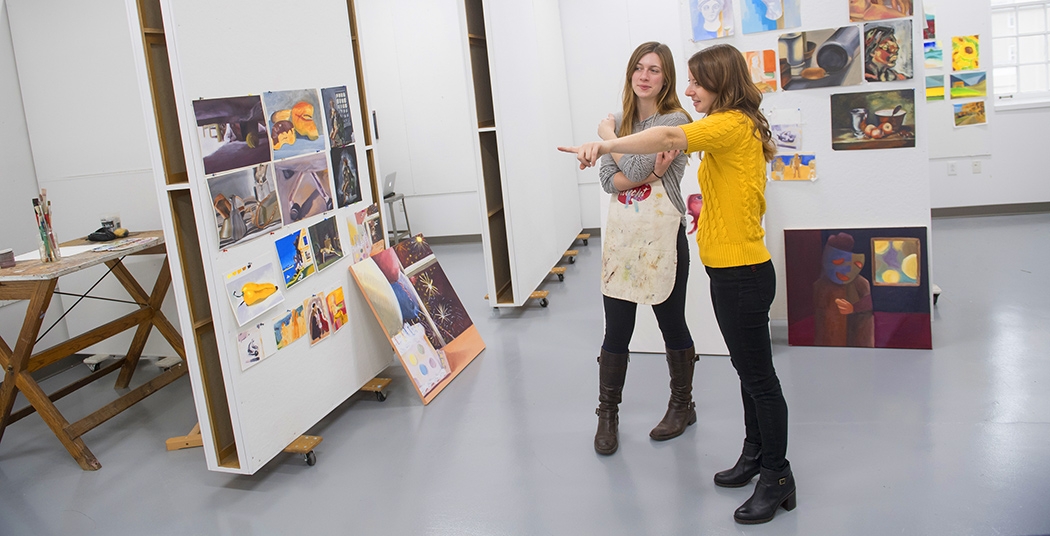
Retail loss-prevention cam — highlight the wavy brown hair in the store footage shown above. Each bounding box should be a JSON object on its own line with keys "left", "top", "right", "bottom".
{"left": 619, "top": 42, "right": 691, "bottom": 137}
{"left": 687, "top": 44, "right": 776, "bottom": 162}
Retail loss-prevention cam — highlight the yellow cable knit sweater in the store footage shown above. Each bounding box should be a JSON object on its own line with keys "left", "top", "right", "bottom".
{"left": 679, "top": 110, "right": 771, "bottom": 268}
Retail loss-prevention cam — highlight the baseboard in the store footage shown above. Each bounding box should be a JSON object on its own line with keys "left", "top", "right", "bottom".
{"left": 424, "top": 234, "right": 482, "bottom": 245}
{"left": 932, "top": 202, "right": 1050, "bottom": 218}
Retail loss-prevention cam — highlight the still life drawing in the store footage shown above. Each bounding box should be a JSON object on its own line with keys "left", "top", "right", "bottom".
{"left": 192, "top": 95, "right": 270, "bottom": 176}
{"left": 779, "top": 26, "right": 863, "bottom": 90}
{"left": 263, "top": 89, "right": 326, "bottom": 161}
{"left": 274, "top": 153, "right": 334, "bottom": 225}
{"left": 207, "top": 163, "right": 282, "bottom": 250}
{"left": 224, "top": 258, "right": 285, "bottom": 327}
{"left": 830, "top": 89, "right": 915, "bottom": 150}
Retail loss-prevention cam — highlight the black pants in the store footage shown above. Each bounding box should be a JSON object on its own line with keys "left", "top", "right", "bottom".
{"left": 602, "top": 225, "right": 693, "bottom": 354}
{"left": 706, "top": 260, "right": 789, "bottom": 471}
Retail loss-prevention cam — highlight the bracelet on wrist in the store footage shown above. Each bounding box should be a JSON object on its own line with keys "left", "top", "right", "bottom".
{"left": 653, "top": 171, "right": 663, "bottom": 179}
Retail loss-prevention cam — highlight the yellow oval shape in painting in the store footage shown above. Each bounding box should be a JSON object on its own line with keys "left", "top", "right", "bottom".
{"left": 873, "top": 240, "right": 890, "bottom": 255}
{"left": 882, "top": 270, "right": 901, "bottom": 284}
{"left": 902, "top": 254, "right": 918, "bottom": 280}
{"left": 893, "top": 240, "right": 905, "bottom": 251}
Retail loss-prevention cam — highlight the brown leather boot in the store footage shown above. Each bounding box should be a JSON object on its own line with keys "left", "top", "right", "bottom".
{"left": 649, "top": 346, "right": 698, "bottom": 441}
{"left": 594, "top": 349, "right": 629, "bottom": 455}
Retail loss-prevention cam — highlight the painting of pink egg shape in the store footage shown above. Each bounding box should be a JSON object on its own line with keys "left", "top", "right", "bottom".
{"left": 192, "top": 95, "right": 270, "bottom": 176}
{"left": 784, "top": 227, "right": 931, "bottom": 350}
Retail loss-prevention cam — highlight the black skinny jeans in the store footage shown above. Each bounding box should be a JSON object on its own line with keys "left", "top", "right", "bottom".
{"left": 706, "top": 260, "right": 789, "bottom": 472}
{"left": 602, "top": 225, "right": 693, "bottom": 354}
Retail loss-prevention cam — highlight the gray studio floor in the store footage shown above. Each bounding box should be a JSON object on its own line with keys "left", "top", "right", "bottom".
{"left": 1, "top": 213, "right": 1048, "bottom": 536}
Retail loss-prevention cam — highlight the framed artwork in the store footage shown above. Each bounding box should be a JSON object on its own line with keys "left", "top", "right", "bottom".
{"left": 784, "top": 227, "right": 931, "bottom": 350}
{"left": 191, "top": 95, "right": 270, "bottom": 176}
{"left": 740, "top": 0, "right": 801, "bottom": 34}
{"left": 830, "top": 89, "right": 916, "bottom": 150}
{"left": 307, "top": 216, "right": 344, "bottom": 272}
{"left": 779, "top": 26, "right": 863, "bottom": 90}
{"left": 272, "top": 304, "right": 307, "bottom": 350}
{"left": 953, "top": 101, "right": 987, "bottom": 127}
{"left": 305, "top": 293, "right": 332, "bottom": 345}
{"left": 326, "top": 286, "right": 348, "bottom": 332}
{"left": 952, "top": 35, "right": 980, "bottom": 71}
{"left": 770, "top": 154, "right": 816, "bottom": 181}
{"left": 223, "top": 257, "right": 285, "bottom": 326}
{"left": 207, "top": 163, "right": 282, "bottom": 250}
{"left": 262, "top": 89, "right": 326, "bottom": 161}
{"left": 688, "top": 0, "right": 735, "bottom": 41}
{"left": 274, "top": 153, "right": 334, "bottom": 225}
{"left": 331, "top": 145, "right": 361, "bottom": 209}
{"left": 320, "top": 86, "right": 355, "bottom": 148}
{"left": 949, "top": 72, "right": 987, "bottom": 99}
{"left": 743, "top": 49, "right": 778, "bottom": 93}
{"left": 275, "top": 228, "right": 316, "bottom": 288}
{"left": 924, "top": 41, "right": 943, "bottom": 70}
{"left": 926, "top": 75, "right": 945, "bottom": 101}
{"left": 864, "top": 20, "right": 913, "bottom": 82}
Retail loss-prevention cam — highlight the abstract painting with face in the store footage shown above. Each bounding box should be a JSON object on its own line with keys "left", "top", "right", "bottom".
{"left": 689, "top": 0, "right": 734, "bottom": 41}
{"left": 785, "top": 227, "right": 931, "bottom": 350}
{"left": 864, "top": 20, "right": 913, "bottom": 82}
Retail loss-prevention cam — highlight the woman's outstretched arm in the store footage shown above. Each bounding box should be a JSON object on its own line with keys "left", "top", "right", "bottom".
{"left": 558, "top": 125, "right": 689, "bottom": 169}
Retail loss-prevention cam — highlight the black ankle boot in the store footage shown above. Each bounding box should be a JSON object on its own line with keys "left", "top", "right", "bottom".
{"left": 733, "top": 463, "right": 796, "bottom": 525}
{"left": 714, "top": 440, "right": 761, "bottom": 487}
{"left": 649, "top": 347, "right": 698, "bottom": 441}
{"left": 594, "top": 349, "right": 629, "bottom": 455}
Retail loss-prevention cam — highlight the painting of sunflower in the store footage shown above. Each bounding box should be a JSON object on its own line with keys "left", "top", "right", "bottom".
{"left": 952, "top": 35, "right": 979, "bottom": 71}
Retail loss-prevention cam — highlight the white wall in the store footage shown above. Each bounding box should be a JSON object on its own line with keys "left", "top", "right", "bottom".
{"left": 0, "top": 0, "right": 70, "bottom": 348}
{"left": 6, "top": 0, "right": 176, "bottom": 356}
{"left": 925, "top": 0, "right": 1049, "bottom": 208}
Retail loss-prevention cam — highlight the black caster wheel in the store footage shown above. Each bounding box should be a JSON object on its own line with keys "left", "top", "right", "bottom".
{"left": 540, "top": 298, "right": 549, "bottom": 307}
{"left": 568, "top": 256, "right": 575, "bottom": 264}
{"left": 376, "top": 391, "right": 387, "bottom": 402}
{"left": 290, "top": 203, "right": 301, "bottom": 221}
{"left": 305, "top": 451, "right": 317, "bottom": 466}
{"left": 583, "top": 239, "right": 589, "bottom": 246}
{"left": 557, "top": 274, "right": 564, "bottom": 282}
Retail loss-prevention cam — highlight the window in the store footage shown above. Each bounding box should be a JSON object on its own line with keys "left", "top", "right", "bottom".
{"left": 992, "top": 0, "right": 1050, "bottom": 106}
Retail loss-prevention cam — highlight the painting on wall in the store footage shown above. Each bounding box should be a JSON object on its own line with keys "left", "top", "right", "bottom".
{"left": 326, "top": 286, "right": 348, "bottom": 332}
{"left": 743, "top": 49, "right": 778, "bottom": 92}
{"left": 770, "top": 154, "right": 816, "bottom": 181}
{"left": 192, "top": 95, "right": 271, "bottom": 176}
{"left": 274, "top": 153, "right": 334, "bottom": 225}
{"left": 331, "top": 145, "right": 362, "bottom": 209}
{"left": 953, "top": 101, "right": 987, "bottom": 127}
{"left": 740, "top": 0, "right": 800, "bottom": 34}
{"left": 320, "top": 86, "right": 355, "bottom": 148}
{"left": 362, "top": 203, "right": 385, "bottom": 254}
{"left": 926, "top": 75, "right": 945, "bottom": 101}
{"left": 274, "top": 228, "right": 316, "bottom": 288}
{"left": 784, "top": 227, "right": 931, "bottom": 350}
{"left": 305, "top": 293, "right": 332, "bottom": 345}
{"left": 207, "top": 163, "right": 282, "bottom": 250}
{"left": 864, "top": 20, "right": 912, "bottom": 82}
{"left": 949, "top": 72, "right": 987, "bottom": 99}
{"left": 952, "top": 35, "right": 980, "bottom": 71}
{"left": 350, "top": 241, "right": 484, "bottom": 403}
{"left": 849, "top": 0, "right": 912, "bottom": 21}
{"left": 223, "top": 257, "right": 285, "bottom": 327}
{"left": 237, "top": 322, "right": 276, "bottom": 371}
{"left": 273, "top": 304, "right": 307, "bottom": 350}
{"left": 307, "top": 216, "right": 343, "bottom": 272}
{"left": 689, "top": 0, "right": 735, "bottom": 41}
{"left": 347, "top": 209, "right": 373, "bottom": 264}
{"left": 830, "top": 89, "right": 915, "bottom": 150}
{"left": 779, "top": 26, "right": 863, "bottom": 90}
{"left": 686, "top": 194, "right": 704, "bottom": 235}
{"left": 924, "top": 41, "right": 943, "bottom": 70}
{"left": 772, "top": 123, "right": 802, "bottom": 150}
{"left": 262, "top": 89, "right": 326, "bottom": 161}
{"left": 923, "top": 4, "right": 936, "bottom": 40}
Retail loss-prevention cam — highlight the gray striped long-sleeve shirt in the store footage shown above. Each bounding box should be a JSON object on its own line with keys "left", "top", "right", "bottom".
{"left": 598, "top": 111, "right": 692, "bottom": 224}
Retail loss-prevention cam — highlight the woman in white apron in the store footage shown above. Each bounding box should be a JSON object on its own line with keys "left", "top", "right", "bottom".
{"left": 592, "top": 42, "right": 695, "bottom": 457}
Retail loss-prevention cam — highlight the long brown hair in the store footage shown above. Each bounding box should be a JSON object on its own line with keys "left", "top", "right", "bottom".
{"left": 619, "top": 42, "right": 691, "bottom": 137}
{"left": 687, "top": 44, "right": 777, "bottom": 162}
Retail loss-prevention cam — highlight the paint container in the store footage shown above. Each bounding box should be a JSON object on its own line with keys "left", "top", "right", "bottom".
{"left": 0, "top": 248, "right": 14, "bottom": 269}
{"left": 782, "top": 32, "right": 806, "bottom": 75}
{"left": 100, "top": 213, "right": 121, "bottom": 231}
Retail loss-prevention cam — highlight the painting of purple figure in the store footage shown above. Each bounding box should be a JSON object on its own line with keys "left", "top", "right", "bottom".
{"left": 192, "top": 96, "right": 270, "bottom": 176}
{"left": 262, "top": 89, "right": 326, "bottom": 161}
{"left": 331, "top": 145, "right": 362, "bottom": 208}
{"left": 864, "top": 20, "right": 913, "bottom": 82}
{"left": 741, "top": 0, "right": 801, "bottom": 34}
{"left": 321, "top": 86, "right": 355, "bottom": 148}
{"left": 274, "top": 153, "right": 334, "bottom": 225}
{"left": 784, "top": 227, "right": 931, "bottom": 350}
{"left": 689, "top": 0, "right": 734, "bottom": 41}
{"left": 779, "top": 26, "right": 863, "bottom": 90}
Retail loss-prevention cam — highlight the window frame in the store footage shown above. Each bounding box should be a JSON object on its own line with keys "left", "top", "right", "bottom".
{"left": 991, "top": 0, "right": 1050, "bottom": 109}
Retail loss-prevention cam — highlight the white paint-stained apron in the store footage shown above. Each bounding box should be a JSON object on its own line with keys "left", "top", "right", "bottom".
{"left": 601, "top": 182, "right": 681, "bottom": 304}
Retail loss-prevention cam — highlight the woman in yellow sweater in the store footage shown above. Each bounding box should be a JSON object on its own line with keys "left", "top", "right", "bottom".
{"left": 560, "top": 43, "right": 794, "bottom": 525}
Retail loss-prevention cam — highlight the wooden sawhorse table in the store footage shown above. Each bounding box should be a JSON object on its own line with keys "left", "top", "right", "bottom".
{"left": 0, "top": 230, "right": 186, "bottom": 470}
